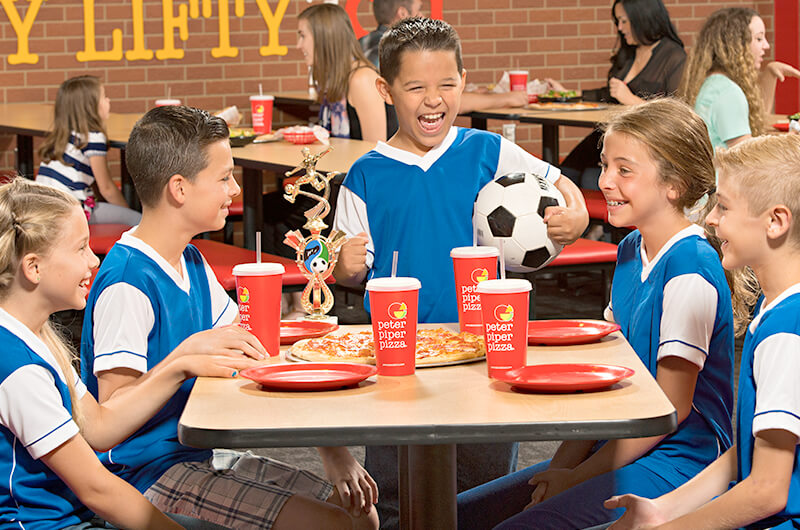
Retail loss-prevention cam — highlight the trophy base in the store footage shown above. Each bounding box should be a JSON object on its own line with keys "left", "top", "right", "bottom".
{"left": 303, "top": 313, "right": 339, "bottom": 325}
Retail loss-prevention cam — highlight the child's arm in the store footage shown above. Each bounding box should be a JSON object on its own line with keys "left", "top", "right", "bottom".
{"left": 317, "top": 446, "right": 379, "bottom": 516}
{"left": 332, "top": 180, "right": 372, "bottom": 287}
{"left": 544, "top": 174, "right": 589, "bottom": 246}
{"left": 349, "top": 67, "right": 388, "bottom": 143}
{"left": 759, "top": 61, "right": 800, "bottom": 113}
{"left": 548, "top": 440, "right": 597, "bottom": 469}
{"left": 333, "top": 232, "right": 369, "bottom": 286}
{"left": 41, "top": 435, "right": 182, "bottom": 529}
{"left": 459, "top": 91, "right": 528, "bottom": 114}
{"left": 89, "top": 155, "right": 129, "bottom": 208}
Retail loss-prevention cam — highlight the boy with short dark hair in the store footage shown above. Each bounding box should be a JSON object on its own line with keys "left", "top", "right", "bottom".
{"left": 82, "top": 106, "right": 378, "bottom": 530}
{"left": 333, "top": 17, "right": 589, "bottom": 529}
{"left": 604, "top": 134, "right": 800, "bottom": 528}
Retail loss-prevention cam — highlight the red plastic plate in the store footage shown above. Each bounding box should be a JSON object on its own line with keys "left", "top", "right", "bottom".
{"left": 497, "top": 363, "right": 634, "bottom": 393}
{"left": 528, "top": 319, "right": 620, "bottom": 345}
{"left": 280, "top": 321, "right": 339, "bottom": 345}
{"left": 240, "top": 363, "right": 377, "bottom": 391}
{"left": 773, "top": 122, "right": 790, "bottom": 132}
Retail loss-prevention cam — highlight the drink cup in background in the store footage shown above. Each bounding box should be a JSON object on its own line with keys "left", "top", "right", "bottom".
{"left": 250, "top": 95, "right": 275, "bottom": 134}
{"left": 232, "top": 263, "right": 285, "bottom": 357}
{"left": 451, "top": 246, "right": 499, "bottom": 334}
{"left": 366, "top": 277, "right": 421, "bottom": 376}
{"left": 155, "top": 98, "right": 181, "bottom": 107}
{"left": 476, "top": 278, "right": 531, "bottom": 378}
{"left": 508, "top": 70, "right": 529, "bottom": 92}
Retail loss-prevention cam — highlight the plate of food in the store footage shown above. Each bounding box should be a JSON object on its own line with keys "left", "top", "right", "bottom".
{"left": 527, "top": 101, "right": 606, "bottom": 111}
{"left": 496, "top": 363, "right": 634, "bottom": 393}
{"left": 286, "top": 328, "right": 486, "bottom": 367}
{"left": 280, "top": 320, "right": 339, "bottom": 345}
{"left": 528, "top": 319, "right": 621, "bottom": 345}
{"left": 240, "top": 363, "right": 377, "bottom": 391}
{"left": 537, "top": 90, "right": 581, "bottom": 103}
{"left": 229, "top": 128, "right": 257, "bottom": 147}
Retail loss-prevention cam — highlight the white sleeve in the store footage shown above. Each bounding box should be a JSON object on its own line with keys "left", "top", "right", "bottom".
{"left": 333, "top": 185, "right": 375, "bottom": 269}
{"left": 0, "top": 365, "right": 80, "bottom": 459}
{"left": 657, "top": 274, "right": 717, "bottom": 369}
{"left": 203, "top": 258, "right": 238, "bottom": 327}
{"left": 92, "top": 283, "right": 154, "bottom": 374}
{"left": 495, "top": 137, "right": 560, "bottom": 184}
{"left": 752, "top": 333, "right": 800, "bottom": 441}
{"left": 604, "top": 304, "right": 615, "bottom": 323}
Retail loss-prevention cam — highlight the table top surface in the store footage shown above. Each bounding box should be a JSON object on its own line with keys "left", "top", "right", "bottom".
{"left": 178, "top": 323, "right": 676, "bottom": 449}
{"left": 232, "top": 137, "right": 374, "bottom": 173}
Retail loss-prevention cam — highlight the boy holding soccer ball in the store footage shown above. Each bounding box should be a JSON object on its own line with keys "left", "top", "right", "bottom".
{"left": 333, "top": 17, "right": 588, "bottom": 529}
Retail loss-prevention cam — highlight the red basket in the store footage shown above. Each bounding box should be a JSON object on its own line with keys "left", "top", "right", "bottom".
{"left": 283, "top": 127, "right": 317, "bottom": 145}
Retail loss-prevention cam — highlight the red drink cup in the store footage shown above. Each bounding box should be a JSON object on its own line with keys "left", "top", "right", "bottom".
{"left": 451, "top": 246, "right": 499, "bottom": 334}
{"left": 476, "top": 279, "right": 531, "bottom": 378}
{"left": 232, "top": 263, "right": 284, "bottom": 357}
{"left": 250, "top": 95, "right": 274, "bottom": 134}
{"left": 508, "top": 70, "right": 529, "bottom": 92}
{"left": 366, "top": 277, "right": 421, "bottom": 376}
{"left": 155, "top": 98, "right": 181, "bottom": 107}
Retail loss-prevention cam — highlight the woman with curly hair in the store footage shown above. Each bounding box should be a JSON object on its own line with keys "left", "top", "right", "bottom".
{"left": 680, "top": 7, "right": 800, "bottom": 150}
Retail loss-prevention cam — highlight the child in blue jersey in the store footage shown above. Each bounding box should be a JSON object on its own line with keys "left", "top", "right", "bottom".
{"left": 0, "top": 178, "right": 255, "bottom": 529}
{"left": 37, "top": 75, "right": 141, "bottom": 226}
{"left": 602, "top": 134, "right": 800, "bottom": 529}
{"left": 81, "top": 105, "right": 378, "bottom": 530}
{"left": 332, "top": 17, "right": 589, "bottom": 530}
{"left": 458, "top": 98, "right": 745, "bottom": 529}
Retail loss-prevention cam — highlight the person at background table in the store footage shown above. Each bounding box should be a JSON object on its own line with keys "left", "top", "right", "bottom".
{"left": 459, "top": 99, "right": 749, "bottom": 529}
{"left": 81, "top": 106, "right": 379, "bottom": 530}
{"left": 36, "top": 75, "right": 141, "bottom": 226}
{"left": 360, "top": 0, "right": 529, "bottom": 113}
{"left": 679, "top": 8, "right": 800, "bottom": 151}
{"left": 601, "top": 134, "right": 800, "bottom": 530}
{"left": 0, "top": 179, "right": 256, "bottom": 529}
{"left": 547, "top": 0, "right": 685, "bottom": 190}
{"left": 333, "top": 17, "right": 589, "bottom": 530}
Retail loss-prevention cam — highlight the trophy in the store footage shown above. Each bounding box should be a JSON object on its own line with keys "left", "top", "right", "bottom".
{"left": 283, "top": 147, "right": 346, "bottom": 320}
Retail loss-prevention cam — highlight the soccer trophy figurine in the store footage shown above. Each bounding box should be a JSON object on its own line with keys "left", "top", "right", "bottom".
{"left": 283, "top": 147, "right": 346, "bottom": 319}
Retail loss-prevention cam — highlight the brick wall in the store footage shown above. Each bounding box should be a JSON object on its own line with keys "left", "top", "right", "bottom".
{"left": 0, "top": 0, "right": 786, "bottom": 174}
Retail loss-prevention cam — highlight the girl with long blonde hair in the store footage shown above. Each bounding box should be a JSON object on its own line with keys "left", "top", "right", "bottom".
{"left": 0, "top": 179, "right": 251, "bottom": 529}
{"left": 679, "top": 8, "right": 800, "bottom": 150}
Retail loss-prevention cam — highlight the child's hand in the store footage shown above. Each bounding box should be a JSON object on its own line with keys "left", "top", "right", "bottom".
{"left": 173, "top": 325, "right": 268, "bottom": 359}
{"left": 545, "top": 78, "right": 567, "bottom": 92}
{"left": 765, "top": 61, "right": 800, "bottom": 82}
{"left": 318, "top": 447, "right": 378, "bottom": 516}
{"left": 525, "top": 467, "right": 577, "bottom": 508}
{"left": 177, "top": 354, "right": 260, "bottom": 379}
{"left": 605, "top": 494, "right": 667, "bottom": 529}
{"left": 543, "top": 205, "right": 588, "bottom": 246}
{"left": 334, "top": 232, "right": 369, "bottom": 285}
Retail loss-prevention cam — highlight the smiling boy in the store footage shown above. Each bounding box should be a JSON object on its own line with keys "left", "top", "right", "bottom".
{"left": 332, "top": 17, "right": 588, "bottom": 529}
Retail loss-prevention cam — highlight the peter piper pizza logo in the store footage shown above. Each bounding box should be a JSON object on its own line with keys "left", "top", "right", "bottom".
{"left": 255, "top": 104, "right": 264, "bottom": 113}
{"left": 238, "top": 286, "right": 250, "bottom": 303}
{"left": 493, "top": 304, "right": 514, "bottom": 322}
{"left": 388, "top": 302, "right": 408, "bottom": 319}
{"left": 470, "top": 267, "right": 490, "bottom": 284}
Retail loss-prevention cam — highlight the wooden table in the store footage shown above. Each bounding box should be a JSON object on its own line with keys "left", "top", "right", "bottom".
{"left": 178, "top": 323, "right": 676, "bottom": 529}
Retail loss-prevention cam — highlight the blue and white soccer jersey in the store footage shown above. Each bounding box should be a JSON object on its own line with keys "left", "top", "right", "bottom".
{"left": 334, "top": 126, "right": 558, "bottom": 324}
{"left": 37, "top": 131, "right": 107, "bottom": 218}
{"left": 737, "top": 285, "right": 800, "bottom": 528}
{"left": 608, "top": 225, "right": 735, "bottom": 483}
{"left": 0, "top": 309, "right": 92, "bottom": 529}
{"left": 80, "top": 230, "right": 238, "bottom": 492}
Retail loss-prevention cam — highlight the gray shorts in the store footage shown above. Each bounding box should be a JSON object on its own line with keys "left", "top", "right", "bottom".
{"left": 144, "top": 449, "right": 333, "bottom": 529}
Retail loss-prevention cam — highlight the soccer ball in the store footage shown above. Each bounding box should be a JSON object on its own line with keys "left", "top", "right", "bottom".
{"left": 473, "top": 172, "right": 565, "bottom": 272}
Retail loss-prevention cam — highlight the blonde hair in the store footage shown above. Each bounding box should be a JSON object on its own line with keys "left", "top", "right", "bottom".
{"left": 299, "top": 3, "right": 375, "bottom": 103}
{"left": 0, "top": 179, "right": 84, "bottom": 426}
{"left": 678, "top": 8, "right": 764, "bottom": 137}
{"left": 603, "top": 98, "right": 752, "bottom": 334}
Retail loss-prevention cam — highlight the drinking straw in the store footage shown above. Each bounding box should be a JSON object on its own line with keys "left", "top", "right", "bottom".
{"left": 473, "top": 222, "right": 478, "bottom": 247}
{"left": 259, "top": 83, "right": 263, "bottom": 97}
{"left": 499, "top": 240, "right": 506, "bottom": 280}
{"left": 256, "top": 232, "right": 262, "bottom": 264}
{"left": 391, "top": 250, "right": 398, "bottom": 278}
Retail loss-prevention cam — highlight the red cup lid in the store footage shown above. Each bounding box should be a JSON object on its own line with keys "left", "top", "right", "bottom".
{"left": 450, "top": 246, "right": 500, "bottom": 258}
{"left": 250, "top": 95, "right": 274, "bottom": 101}
{"left": 366, "top": 277, "right": 421, "bottom": 292}
{"left": 232, "top": 262, "right": 285, "bottom": 276}
{"left": 475, "top": 278, "right": 531, "bottom": 294}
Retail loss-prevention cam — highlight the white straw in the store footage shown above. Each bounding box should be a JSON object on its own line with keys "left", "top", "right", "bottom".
{"left": 499, "top": 240, "right": 506, "bottom": 280}
{"left": 391, "top": 250, "right": 398, "bottom": 278}
{"left": 256, "top": 232, "right": 262, "bottom": 264}
{"left": 473, "top": 222, "right": 478, "bottom": 247}
{"left": 259, "top": 83, "right": 263, "bottom": 97}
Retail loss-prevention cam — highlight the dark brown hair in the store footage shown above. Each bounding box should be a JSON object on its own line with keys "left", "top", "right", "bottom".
{"left": 379, "top": 17, "right": 463, "bottom": 85}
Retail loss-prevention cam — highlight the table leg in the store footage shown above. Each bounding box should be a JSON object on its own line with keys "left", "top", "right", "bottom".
{"left": 402, "top": 444, "right": 457, "bottom": 530}
{"left": 398, "top": 446, "right": 410, "bottom": 530}
{"left": 16, "top": 134, "right": 34, "bottom": 179}
{"left": 242, "top": 167, "right": 264, "bottom": 250}
{"left": 541, "top": 124, "right": 559, "bottom": 165}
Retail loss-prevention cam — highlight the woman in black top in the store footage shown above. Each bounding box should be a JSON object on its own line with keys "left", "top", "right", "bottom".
{"left": 549, "top": 0, "right": 685, "bottom": 188}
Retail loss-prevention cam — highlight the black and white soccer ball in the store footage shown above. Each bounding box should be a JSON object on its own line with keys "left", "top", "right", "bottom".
{"left": 473, "top": 172, "right": 566, "bottom": 272}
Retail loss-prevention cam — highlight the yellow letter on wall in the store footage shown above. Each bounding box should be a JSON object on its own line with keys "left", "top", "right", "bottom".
{"left": 156, "top": 0, "right": 189, "bottom": 60}
{"left": 255, "top": 0, "right": 289, "bottom": 57}
{"left": 76, "top": 0, "right": 123, "bottom": 62}
{"left": 126, "top": 0, "right": 154, "bottom": 61}
{"left": 211, "top": 0, "right": 238, "bottom": 58}
{"left": 1, "top": 0, "right": 45, "bottom": 65}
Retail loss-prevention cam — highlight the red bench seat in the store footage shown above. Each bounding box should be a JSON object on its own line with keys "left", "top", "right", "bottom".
{"left": 89, "top": 224, "right": 130, "bottom": 256}
{"left": 547, "top": 237, "right": 617, "bottom": 268}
